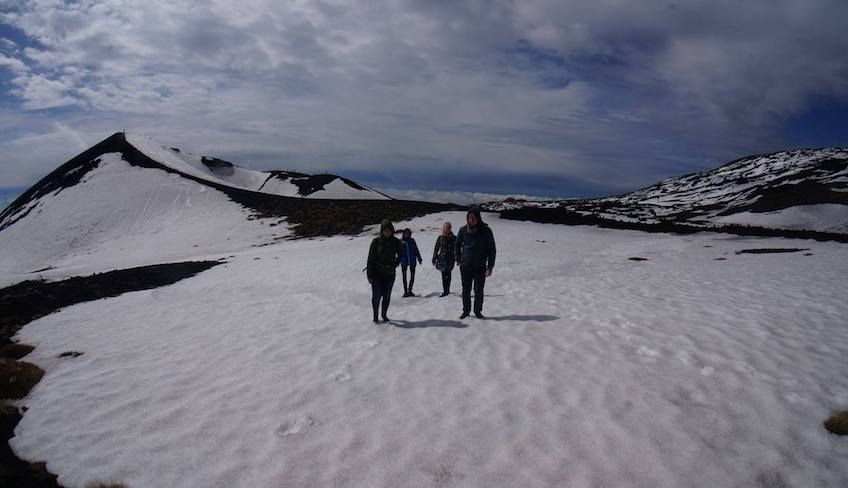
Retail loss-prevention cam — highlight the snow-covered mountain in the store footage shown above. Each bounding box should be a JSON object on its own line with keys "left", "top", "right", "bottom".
{"left": 492, "top": 148, "right": 848, "bottom": 235}
{"left": 124, "top": 133, "right": 392, "bottom": 201}
{"left": 0, "top": 132, "right": 449, "bottom": 283}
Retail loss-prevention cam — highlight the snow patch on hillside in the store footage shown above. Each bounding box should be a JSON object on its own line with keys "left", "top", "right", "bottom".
{"left": 714, "top": 204, "right": 848, "bottom": 233}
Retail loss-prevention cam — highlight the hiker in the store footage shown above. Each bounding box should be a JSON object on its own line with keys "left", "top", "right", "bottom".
{"left": 366, "top": 220, "right": 402, "bottom": 323}
{"left": 432, "top": 222, "right": 456, "bottom": 297}
{"left": 400, "top": 228, "right": 423, "bottom": 297}
{"left": 455, "top": 206, "right": 496, "bottom": 319}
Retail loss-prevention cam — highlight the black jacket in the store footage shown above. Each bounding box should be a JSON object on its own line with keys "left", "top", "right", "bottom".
{"left": 433, "top": 234, "right": 456, "bottom": 270}
{"left": 367, "top": 236, "right": 402, "bottom": 280}
{"left": 455, "top": 223, "right": 496, "bottom": 271}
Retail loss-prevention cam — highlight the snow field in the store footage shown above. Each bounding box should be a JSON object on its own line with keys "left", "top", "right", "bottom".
{"left": 9, "top": 212, "right": 848, "bottom": 488}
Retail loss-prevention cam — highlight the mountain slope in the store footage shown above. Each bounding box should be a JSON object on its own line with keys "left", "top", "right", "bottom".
{"left": 0, "top": 132, "right": 453, "bottom": 283}
{"left": 124, "top": 134, "right": 392, "bottom": 200}
{"left": 497, "top": 147, "right": 848, "bottom": 235}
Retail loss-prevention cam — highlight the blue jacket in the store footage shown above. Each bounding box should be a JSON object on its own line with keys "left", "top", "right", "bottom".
{"left": 400, "top": 237, "right": 422, "bottom": 266}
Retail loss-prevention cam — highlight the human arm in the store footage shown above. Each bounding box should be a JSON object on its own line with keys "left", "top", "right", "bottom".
{"left": 366, "top": 239, "right": 377, "bottom": 282}
{"left": 414, "top": 239, "right": 423, "bottom": 264}
{"left": 393, "top": 239, "right": 402, "bottom": 268}
{"left": 486, "top": 228, "right": 496, "bottom": 275}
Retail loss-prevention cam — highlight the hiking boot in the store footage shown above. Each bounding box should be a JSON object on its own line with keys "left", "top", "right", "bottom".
{"left": 439, "top": 292, "right": 449, "bottom": 297}
{"left": 373, "top": 314, "right": 379, "bottom": 323}
{"left": 381, "top": 315, "right": 390, "bottom": 323}
{"left": 459, "top": 312, "right": 470, "bottom": 319}
{"left": 474, "top": 312, "right": 485, "bottom": 319}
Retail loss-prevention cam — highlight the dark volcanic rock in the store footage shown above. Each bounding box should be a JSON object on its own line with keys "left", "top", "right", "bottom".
{"left": 0, "top": 260, "right": 222, "bottom": 346}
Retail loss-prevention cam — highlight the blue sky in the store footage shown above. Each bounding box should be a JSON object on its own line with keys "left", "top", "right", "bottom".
{"left": 0, "top": 0, "right": 847, "bottom": 202}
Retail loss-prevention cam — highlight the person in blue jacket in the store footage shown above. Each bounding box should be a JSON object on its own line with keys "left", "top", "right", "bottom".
{"left": 400, "top": 228, "right": 423, "bottom": 297}
{"left": 455, "top": 206, "right": 496, "bottom": 319}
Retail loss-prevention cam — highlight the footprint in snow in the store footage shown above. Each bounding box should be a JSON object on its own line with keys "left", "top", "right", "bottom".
{"left": 333, "top": 365, "right": 352, "bottom": 383}
{"left": 276, "top": 416, "right": 314, "bottom": 438}
{"left": 636, "top": 345, "right": 661, "bottom": 362}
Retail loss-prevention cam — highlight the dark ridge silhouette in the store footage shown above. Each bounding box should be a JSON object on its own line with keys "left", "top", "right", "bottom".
{"left": 500, "top": 207, "right": 848, "bottom": 243}
{"left": 0, "top": 132, "right": 127, "bottom": 232}
{"left": 260, "top": 170, "right": 387, "bottom": 198}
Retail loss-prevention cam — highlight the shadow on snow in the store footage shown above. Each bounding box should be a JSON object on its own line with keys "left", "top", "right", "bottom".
{"left": 486, "top": 315, "right": 559, "bottom": 323}
{"left": 390, "top": 319, "right": 468, "bottom": 329}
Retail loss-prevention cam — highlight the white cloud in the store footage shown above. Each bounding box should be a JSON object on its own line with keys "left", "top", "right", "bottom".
{"left": 380, "top": 188, "right": 557, "bottom": 205}
{"left": 0, "top": 53, "right": 27, "bottom": 73}
{"left": 11, "top": 73, "right": 79, "bottom": 110}
{"left": 0, "top": 0, "right": 846, "bottom": 195}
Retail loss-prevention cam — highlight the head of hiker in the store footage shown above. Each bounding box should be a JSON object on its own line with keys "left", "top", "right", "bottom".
{"left": 381, "top": 219, "right": 394, "bottom": 238}
{"left": 442, "top": 222, "right": 452, "bottom": 235}
{"left": 467, "top": 206, "right": 482, "bottom": 228}
{"left": 403, "top": 228, "right": 412, "bottom": 239}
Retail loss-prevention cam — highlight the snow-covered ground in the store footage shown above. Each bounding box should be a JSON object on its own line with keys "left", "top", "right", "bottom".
{"left": 8, "top": 212, "right": 848, "bottom": 488}
{"left": 713, "top": 204, "right": 848, "bottom": 234}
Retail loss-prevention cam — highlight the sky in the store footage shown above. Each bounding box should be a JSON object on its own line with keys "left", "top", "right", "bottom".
{"left": 1, "top": 0, "right": 847, "bottom": 202}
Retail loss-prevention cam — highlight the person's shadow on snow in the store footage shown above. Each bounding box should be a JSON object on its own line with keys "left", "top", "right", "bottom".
{"left": 391, "top": 319, "right": 468, "bottom": 329}
{"left": 485, "top": 315, "right": 559, "bottom": 323}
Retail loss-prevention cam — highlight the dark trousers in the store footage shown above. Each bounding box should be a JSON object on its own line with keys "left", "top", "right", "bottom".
{"left": 460, "top": 266, "right": 486, "bottom": 314}
{"left": 401, "top": 264, "right": 416, "bottom": 294}
{"left": 371, "top": 273, "right": 395, "bottom": 319}
{"left": 441, "top": 268, "right": 453, "bottom": 294}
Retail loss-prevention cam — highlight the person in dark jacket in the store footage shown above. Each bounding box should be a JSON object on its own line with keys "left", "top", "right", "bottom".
{"left": 400, "top": 228, "right": 423, "bottom": 297}
{"left": 455, "top": 206, "right": 496, "bottom": 319}
{"left": 366, "top": 220, "right": 402, "bottom": 322}
{"left": 432, "top": 222, "right": 456, "bottom": 297}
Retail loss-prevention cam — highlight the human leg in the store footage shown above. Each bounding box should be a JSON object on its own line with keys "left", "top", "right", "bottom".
{"left": 460, "top": 265, "right": 473, "bottom": 315}
{"left": 473, "top": 267, "right": 486, "bottom": 316}
{"left": 401, "top": 265, "right": 409, "bottom": 296}
{"left": 371, "top": 278, "right": 382, "bottom": 322}
{"left": 381, "top": 273, "right": 395, "bottom": 321}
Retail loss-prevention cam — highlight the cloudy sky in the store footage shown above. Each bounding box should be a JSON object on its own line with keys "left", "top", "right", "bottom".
{"left": 1, "top": 0, "right": 847, "bottom": 200}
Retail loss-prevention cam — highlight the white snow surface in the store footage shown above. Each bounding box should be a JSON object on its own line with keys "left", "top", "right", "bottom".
{"left": 9, "top": 212, "right": 848, "bottom": 488}
{"left": 0, "top": 152, "right": 288, "bottom": 286}
{"left": 714, "top": 204, "right": 848, "bottom": 234}
{"left": 125, "top": 133, "right": 390, "bottom": 200}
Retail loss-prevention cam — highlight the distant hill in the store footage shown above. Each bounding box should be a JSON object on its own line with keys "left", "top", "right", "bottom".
{"left": 494, "top": 147, "right": 848, "bottom": 238}
{"left": 0, "top": 132, "right": 455, "bottom": 279}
